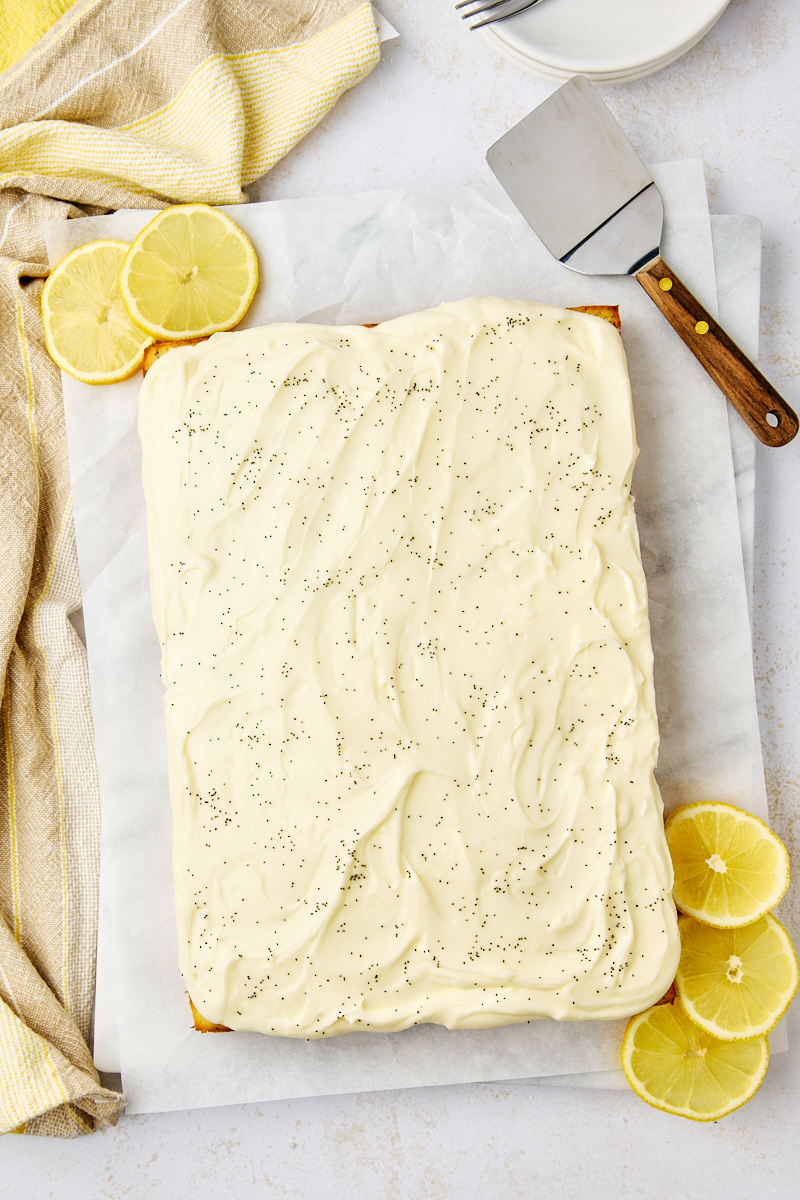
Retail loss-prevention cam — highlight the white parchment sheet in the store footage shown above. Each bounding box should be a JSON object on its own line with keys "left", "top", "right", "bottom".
{"left": 48, "top": 162, "right": 774, "bottom": 1114}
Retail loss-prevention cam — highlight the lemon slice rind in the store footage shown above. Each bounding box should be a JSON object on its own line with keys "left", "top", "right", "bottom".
{"left": 118, "top": 204, "right": 258, "bottom": 341}
{"left": 42, "top": 239, "right": 153, "bottom": 385}
{"left": 675, "top": 912, "right": 799, "bottom": 1041}
{"left": 665, "top": 801, "right": 790, "bottom": 928}
{"left": 621, "top": 1000, "right": 769, "bottom": 1122}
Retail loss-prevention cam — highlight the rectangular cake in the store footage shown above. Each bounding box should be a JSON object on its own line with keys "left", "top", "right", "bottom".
{"left": 139, "top": 296, "right": 679, "bottom": 1037}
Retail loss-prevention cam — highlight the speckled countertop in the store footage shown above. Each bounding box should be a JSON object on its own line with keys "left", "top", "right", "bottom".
{"left": 3, "top": 1, "right": 799, "bottom": 1195}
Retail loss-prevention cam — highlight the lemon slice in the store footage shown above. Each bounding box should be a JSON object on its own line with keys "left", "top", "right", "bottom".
{"left": 665, "top": 801, "right": 789, "bottom": 927}
{"left": 675, "top": 913, "right": 798, "bottom": 1040}
{"left": 119, "top": 204, "right": 258, "bottom": 340}
{"left": 41, "top": 240, "right": 152, "bottom": 384}
{"left": 622, "top": 999, "right": 768, "bottom": 1121}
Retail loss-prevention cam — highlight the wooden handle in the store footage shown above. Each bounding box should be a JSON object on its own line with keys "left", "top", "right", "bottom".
{"left": 636, "top": 256, "right": 798, "bottom": 448}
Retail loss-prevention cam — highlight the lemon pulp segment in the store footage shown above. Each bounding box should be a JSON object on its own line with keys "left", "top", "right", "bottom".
{"left": 665, "top": 802, "right": 789, "bottom": 927}
{"left": 621, "top": 1000, "right": 768, "bottom": 1121}
{"left": 119, "top": 205, "right": 258, "bottom": 340}
{"left": 42, "top": 239, "right": 152, "bottom": 384}
{"left": 675, "top": 913, "right": 799, "bottom": 1040}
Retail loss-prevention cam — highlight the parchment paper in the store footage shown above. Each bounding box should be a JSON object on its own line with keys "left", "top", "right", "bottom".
{"left": 713, "top": 214, "right": 762, "bottom": 622}
{"left": 48, "top": 161, "right": 773, "bottom": 1114}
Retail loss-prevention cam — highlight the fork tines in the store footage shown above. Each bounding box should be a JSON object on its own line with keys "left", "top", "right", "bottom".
{"left": 456, "top": 0, "right": 540, "bottom": 31}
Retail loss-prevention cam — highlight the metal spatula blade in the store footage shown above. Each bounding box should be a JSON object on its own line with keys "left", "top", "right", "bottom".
{"left": 487, "top": 76, "right": 797, "bottom": 447}
{"left": 487, "top": 75, "right": 663, "bottom": 277}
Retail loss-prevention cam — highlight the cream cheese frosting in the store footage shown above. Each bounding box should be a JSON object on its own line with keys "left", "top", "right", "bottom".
{"left": 139, "top": 296, "right": 680, "bottom": 1037}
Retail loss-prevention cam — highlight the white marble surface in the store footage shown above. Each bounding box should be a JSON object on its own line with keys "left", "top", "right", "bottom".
{"left": 3, "top": 0, "right": 800, "bottom": 1192}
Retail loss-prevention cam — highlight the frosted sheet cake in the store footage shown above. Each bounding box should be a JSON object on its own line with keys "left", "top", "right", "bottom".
{"left": 139, "top": 296, "right": 680, "bottom": 1037}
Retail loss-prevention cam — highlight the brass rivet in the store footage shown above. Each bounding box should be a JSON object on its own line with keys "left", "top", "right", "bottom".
{"left": 695, "top": 320, "right": 710, "bottom": 335}
{"left": 659, "top": 278, "right": 673, "bottom": 292}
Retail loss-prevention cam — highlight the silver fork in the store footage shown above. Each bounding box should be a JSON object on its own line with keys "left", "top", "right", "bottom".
{"left": 456, "top": 0, "right": 547, "bottom": 32}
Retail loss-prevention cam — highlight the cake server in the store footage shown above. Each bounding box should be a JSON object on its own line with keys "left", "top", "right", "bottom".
{"left": 486, "top": 75, "right": 797, "bottom": 447}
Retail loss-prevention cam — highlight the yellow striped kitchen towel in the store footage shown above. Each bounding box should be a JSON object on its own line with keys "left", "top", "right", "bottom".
{"left": 0, "top": 0, "right": 80, "bottom": 77}
{"left": 0, "top": 0, "right": 379, "bottom": 1137}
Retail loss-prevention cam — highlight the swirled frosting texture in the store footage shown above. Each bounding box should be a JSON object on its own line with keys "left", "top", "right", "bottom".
{"left": 140, "top": 297, "right": 679, "bottom": 1037}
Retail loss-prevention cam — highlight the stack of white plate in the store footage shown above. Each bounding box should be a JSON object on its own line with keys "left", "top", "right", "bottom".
{"left": 480, "top": 0, "right": 730, "bottom": 84}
